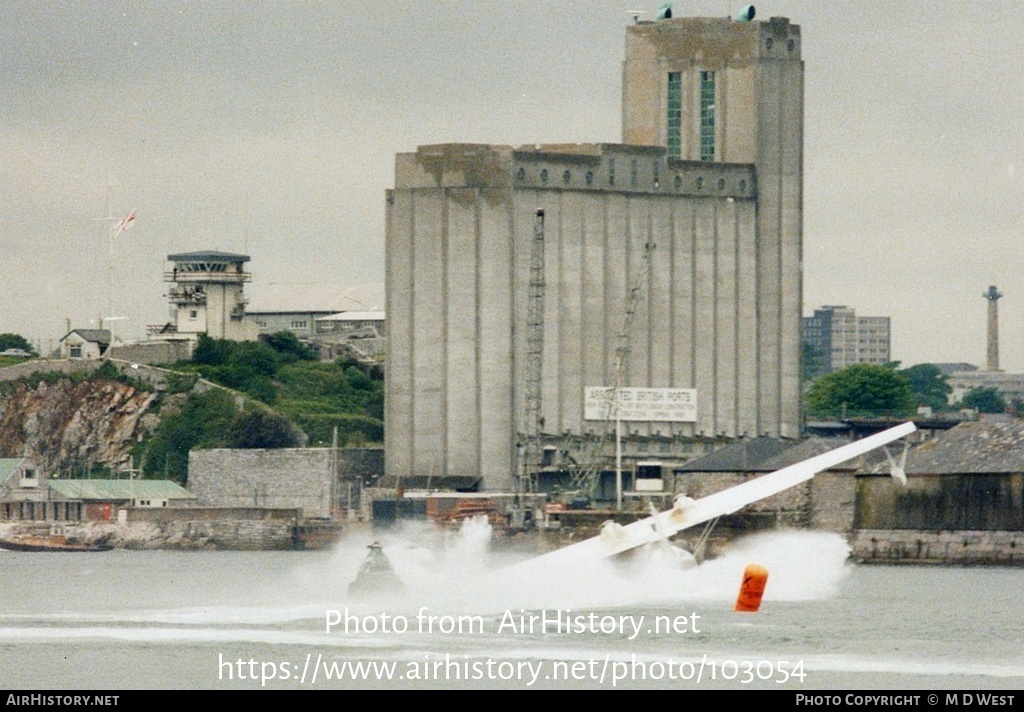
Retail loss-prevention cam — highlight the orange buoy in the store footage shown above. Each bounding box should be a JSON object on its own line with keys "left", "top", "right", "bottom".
{"left": 734, "top": 564, "right": 769, "bottom": 612}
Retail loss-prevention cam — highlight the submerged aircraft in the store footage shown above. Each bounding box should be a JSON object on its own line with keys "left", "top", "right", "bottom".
{"left": 523, "top": 421, "right": 917, "bottom": 569}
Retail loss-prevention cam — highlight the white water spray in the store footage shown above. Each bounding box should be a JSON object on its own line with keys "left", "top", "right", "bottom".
{"left": 322, "top": 518, "right": 853, "bottom": 616}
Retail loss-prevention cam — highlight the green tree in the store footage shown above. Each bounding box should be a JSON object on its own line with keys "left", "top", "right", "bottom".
{"left": 262, "top": 331, "right": 318, "bottom": 363}
{"left": 229, "top": 407, "right": 304, "bottom": 448}
{"left": 230, "top": 341, "right": 280, "bottom": 376}
{"left": 804, "top": 363, "right": 915, "bottom": 419}
{"left": 960, "top": 387, "right": 1006, "bottom": 414}
{"left": 192, "top": 334, "right": 230, "bottom": 366}
{"left": 141, "top": 389, "right": 239, "bottom": 483}
{"left": 1011, "top": 398, "right": 1024, "bottom": 418}
{"left": 189, "top": 336, "right": 282, "bottom": 404}
{"left": 899, "top": 363, "right": 952, "bottom": 411}
{"left": 0, "top": 333, "right": 35, "bottom": 355}
{"left": 344, "top": 365, "right": 375, "bottom": 391}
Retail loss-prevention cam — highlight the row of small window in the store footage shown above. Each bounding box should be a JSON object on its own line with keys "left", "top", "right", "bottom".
{"left": 568, "top": 440, "right": 715, "bottom": 456}
{"left": 253, "top": 320, "right": 307, "bottom": 329}
{"left": 177, "top": 263, "right": 230, "bottom": 273}
{"left": 515, "top": 166, "right": 747, "bottom": 194}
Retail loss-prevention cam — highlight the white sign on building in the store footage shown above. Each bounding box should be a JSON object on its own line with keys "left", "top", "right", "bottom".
{"left": 584, "top": 387, "right": 698, "bottom": 422}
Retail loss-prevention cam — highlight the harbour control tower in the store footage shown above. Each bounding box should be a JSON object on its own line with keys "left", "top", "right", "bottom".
{"left": 150, "top": 251, "right": 255, "bottom": 343}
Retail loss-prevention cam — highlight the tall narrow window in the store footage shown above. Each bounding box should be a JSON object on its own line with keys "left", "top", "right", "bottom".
{"left": 700, "top": 70, "right": 716, "bottom": 162}
{"left": 666, "top": 72, "right": 682, "bottom": 159}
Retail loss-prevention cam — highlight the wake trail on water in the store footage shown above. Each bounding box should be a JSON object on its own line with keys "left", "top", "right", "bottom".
{"left": 317, "top": 517, "right": 853, "bottom": 616}
{"left": 0, "top": 520, "right": 851, "bottom": 634}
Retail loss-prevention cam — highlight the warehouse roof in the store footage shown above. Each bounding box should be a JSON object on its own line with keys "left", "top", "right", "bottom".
{"left": 48, "top": 480, "right": 196, "bottom": 501}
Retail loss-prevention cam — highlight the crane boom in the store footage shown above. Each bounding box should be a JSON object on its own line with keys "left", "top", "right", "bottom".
{"left": 519, "top": 209, "right": 546, "bottom": 495}
{"left": 569, "top": 241, "right": 656, "bottom": 498}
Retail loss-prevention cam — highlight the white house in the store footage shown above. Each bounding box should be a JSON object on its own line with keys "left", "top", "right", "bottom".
{"left": 59, "top": 329, "right": 111, "bottom": 360}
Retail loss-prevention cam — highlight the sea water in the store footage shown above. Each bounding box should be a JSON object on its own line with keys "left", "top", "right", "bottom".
{"left": 0, "top": 519, "right": 1021, "bottom": 690}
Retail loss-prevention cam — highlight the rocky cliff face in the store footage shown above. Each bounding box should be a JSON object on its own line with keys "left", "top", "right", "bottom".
{"left": 0, "top": 378, "right": 162, "bottom": 476}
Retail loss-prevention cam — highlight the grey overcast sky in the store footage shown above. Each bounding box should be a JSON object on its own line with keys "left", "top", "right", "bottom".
{"left": 1, "top": 1, "right": 1022, "bottom": 369}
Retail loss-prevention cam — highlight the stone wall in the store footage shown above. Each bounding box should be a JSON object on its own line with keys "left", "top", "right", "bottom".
{"left": 127, "top": 506, "right": 297, "bottom": 523}
{"left": 0, "top": 359, "right": 98, "bottom": 382}
{"left": 189, "top": 447, "right": 384, "bottom": 518}
{"left": 851, "top": 529, "right": 1024, "bottom": 566}
{"left": 1, "top": 506, "right": 304, "bottom": 550}
{"left": 108, "top": 341, "right": 194, "bottom": 366}
{"left": 0, "top": 357, "right": 217, "bottom": 394}
{"left": 858, "top": 474, "right": 1024, "bottom": 531}
{"left": 809, "top": 472, "right": 858, "bottom": 532}
{"left": 117, "top": 516, "right": 299, "bottom": 550}
{"left": 673, "top": 470, "right": 847, "bottom": 532}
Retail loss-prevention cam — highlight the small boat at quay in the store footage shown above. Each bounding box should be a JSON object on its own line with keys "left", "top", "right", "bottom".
{"left": 0, "top": 534, "right": 113, "bottom": 552}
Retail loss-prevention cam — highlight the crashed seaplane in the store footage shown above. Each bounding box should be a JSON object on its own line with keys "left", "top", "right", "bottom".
{"left": 520, "top": 421, "right": 917, "bottom": 571}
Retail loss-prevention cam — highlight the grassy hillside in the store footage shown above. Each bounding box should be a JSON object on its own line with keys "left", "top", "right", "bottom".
{"left": 170, "top": 333, "right": 384, "bottom": 448}
{"left": 272, "top": 359, "right": 383, "bottom": 446}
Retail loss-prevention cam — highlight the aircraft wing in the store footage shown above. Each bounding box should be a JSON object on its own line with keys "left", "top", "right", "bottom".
{"left": 528, "top": 421, "right": 917, "bottom": 565}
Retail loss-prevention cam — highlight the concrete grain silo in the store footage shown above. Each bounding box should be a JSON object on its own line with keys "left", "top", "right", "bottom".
{"left": 384, "top": 15, "right": 804, "bottom": 494}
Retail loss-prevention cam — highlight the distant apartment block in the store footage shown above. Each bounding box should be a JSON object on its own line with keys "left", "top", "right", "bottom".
{"left": 803, "top": 306, "right": 891, "bottom": 377}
